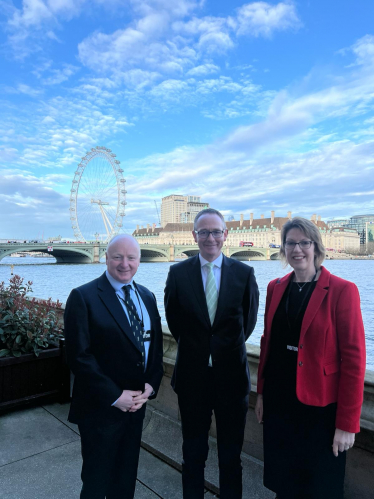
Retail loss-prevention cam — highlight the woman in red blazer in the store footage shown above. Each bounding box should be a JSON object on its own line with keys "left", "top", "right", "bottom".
{"left": 255, "top": 217, "right": 366, "bottom": 499}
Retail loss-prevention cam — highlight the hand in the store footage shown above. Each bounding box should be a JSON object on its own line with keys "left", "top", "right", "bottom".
{"left": 129, "top": 383, "right": 154, "bottom": 413}
{"left": 113, "top": 390, "right": 142, "bottom": 412}
{"left": 332, "top": 428, "right": 355, "bottom": 457}
{"left": 255, "top": 394, "right": 263, "bottom": 423}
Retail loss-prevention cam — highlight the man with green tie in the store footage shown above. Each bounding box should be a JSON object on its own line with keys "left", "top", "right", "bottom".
{"left": 164, "top": 208, "right": 259, "bottom": 498}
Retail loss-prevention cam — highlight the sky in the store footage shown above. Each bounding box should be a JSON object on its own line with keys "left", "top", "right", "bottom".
{"left": 1, "top": 0, "right": 374, "bottom": 240}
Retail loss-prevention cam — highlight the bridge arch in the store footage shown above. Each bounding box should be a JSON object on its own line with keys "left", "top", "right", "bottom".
{"left": 175, "top": 249, "right": 199, "bottom": 258}
{"left": 229, "top": 249, "right": 267, "bottom": 260}
{"left": 0, "top": 243, "right": 100, "bottom": 263}
{"left": 140, "top": 248, "right": 169, "bottom": 262}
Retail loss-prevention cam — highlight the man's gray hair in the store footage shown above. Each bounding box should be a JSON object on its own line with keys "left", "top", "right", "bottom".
{"left": 106, "top": 234, "right": 141, "bottom": 257}
{"left": 194, "top": 208, "right": 226, "bottom": 231}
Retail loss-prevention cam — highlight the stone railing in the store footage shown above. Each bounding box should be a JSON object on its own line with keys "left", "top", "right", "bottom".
{"left": 149, "top": 326, "right": 374, "bottom": 499}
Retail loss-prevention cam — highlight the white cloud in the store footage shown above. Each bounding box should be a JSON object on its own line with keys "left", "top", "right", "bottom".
{"left": 125, "top": 137, "right": 374, "bottom": 220}
{"left": 78, "top": 22, "right": 197, "bottom": 74}
{"left": 41, "top": 64, "right": 80, "bottom": 85}
{"left": 78, "top": 2, "right": 301, "bottom": 75}
{"left": 129, "top": 0, "right": 203, "bottom": 18}
{"left": 0, "top": 173, "right": 71, "bottom": 237}
{"left": 235, "top": 1, "right": 301, "bottom": 37}
{"left": 2, "top": 0, "right": 123, "bottom": 58}
{"left": 17, "top": 83, "right": 43, "bottom": 97}
{"left": 173, "top": 15, "right": 235, "bottom": 55}
{"left": 9, "top": 0, "right": 54, "bottom": 29}
{"left": 186, "top": 63, "right": 219, "bottom": 76}
{"left": 0, "top": 91, "right": 133, "bottom": 173}
{"left": 351, "top": 34, "right": 374, "bottom": 66}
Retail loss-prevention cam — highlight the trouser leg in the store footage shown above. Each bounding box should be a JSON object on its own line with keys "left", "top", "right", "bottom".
{"left": 178, "top": 393, "right": 213, "bottom": 499}
{"left": 107, "top": 415, "right": 143, "bottom": 499}
{"left": 214, "top": 394, "right": 249, "bottom": 499}
{"left": 78, "top": 414, "right": 143, "bottom": 499}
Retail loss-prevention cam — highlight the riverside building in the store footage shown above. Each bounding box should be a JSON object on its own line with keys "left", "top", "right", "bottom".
{"left": 327, "top": 214, "right": 374, "bottom": 246}
{"left": 133, "top": 212, "right": 360, "bottom": 253}
{"left": 160, "top": 195, "right": 209, "bottom": 227}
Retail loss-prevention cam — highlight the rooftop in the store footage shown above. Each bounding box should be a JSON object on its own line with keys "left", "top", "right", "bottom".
{"left": 133, "top": 216, "right": 329, "bottom": 236}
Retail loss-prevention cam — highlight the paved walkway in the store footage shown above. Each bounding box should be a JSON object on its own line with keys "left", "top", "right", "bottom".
{"left": 0, "top": 402, "right": 216, "bottom": 498}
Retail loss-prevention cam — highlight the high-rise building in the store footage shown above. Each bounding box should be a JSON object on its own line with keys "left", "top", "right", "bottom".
{"left": 160, "top": 194, "right": 209, "bottom": 227}
{"left": 327, "top": 214, "right": 374, "bottom": 244}
{"left": 326, "top": 218, "right": 350, "bottom": 229}
{"left": 348, "top": 215, "right": 374, "bottom": 245}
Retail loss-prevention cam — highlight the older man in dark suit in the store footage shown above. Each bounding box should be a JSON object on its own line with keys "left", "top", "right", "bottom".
{"left": 164, "top": 208, "right": 259, "bottom": 499}
{"left": 64, "top": 234, "right": 163, "bottom": 499}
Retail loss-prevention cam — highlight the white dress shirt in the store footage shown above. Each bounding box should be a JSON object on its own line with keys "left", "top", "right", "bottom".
{"left": 198, "top": 252, "right": 223, "bottom": 293}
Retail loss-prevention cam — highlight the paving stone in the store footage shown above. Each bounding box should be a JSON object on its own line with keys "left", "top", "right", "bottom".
{"left": 42, "top": 402, "right": 79, "bottom": 433}
{"left": 141, "top": 407, "right": 183, "bottom": 470}
{"left": 0, "top": 406, "right": 80, "bottom": 466}
{"left": 138, "top": 447, "right": 183, "bottom": 498}
{"left": 135, "top": 481, "right": 160, "bottom": 498}
{"left": 0, "top": 440, "right": 82, "bottom": 498}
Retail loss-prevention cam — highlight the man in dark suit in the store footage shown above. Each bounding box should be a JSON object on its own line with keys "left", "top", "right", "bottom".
{"left": 64, "top": 234, "right": 163, "bottom": 499}
{"left": 164, "top": 208, "right": 259, "bottom": 499}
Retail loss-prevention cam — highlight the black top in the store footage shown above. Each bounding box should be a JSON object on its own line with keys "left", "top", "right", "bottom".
{"left": 264, "top": 280, "right": 317, "bottom": 404}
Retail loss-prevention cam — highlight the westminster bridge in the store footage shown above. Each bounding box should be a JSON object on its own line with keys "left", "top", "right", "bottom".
{"left": 0, "top": 242, "right": 280, "bottom": 263}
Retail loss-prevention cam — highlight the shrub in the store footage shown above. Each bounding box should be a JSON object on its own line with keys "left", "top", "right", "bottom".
{"left": 0, "top": 275, "right": 63, "bottom": 358}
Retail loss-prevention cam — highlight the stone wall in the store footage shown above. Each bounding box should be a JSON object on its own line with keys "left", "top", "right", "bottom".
{"left": 149, "top": 327, "right": 374, "bottom": 499}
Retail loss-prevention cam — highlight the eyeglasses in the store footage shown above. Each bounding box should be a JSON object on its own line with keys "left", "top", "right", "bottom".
{"left": 195, "top": 230, "right": 225, "bottom": 239}
{"left": 285, "top": 240, "right": 314, "bottom": 249}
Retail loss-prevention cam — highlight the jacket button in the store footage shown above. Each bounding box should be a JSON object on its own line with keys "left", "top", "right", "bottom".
{"left": 300, "top": 344, "right": 303, "bottom": 349}
{"left": 299, "top": 361, "right": 303, "bottom": 366}
{"left": 136, "top": 362, "right": 141, "bottom": 367}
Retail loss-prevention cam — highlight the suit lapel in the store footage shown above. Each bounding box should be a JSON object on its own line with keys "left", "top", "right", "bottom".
{"left": 187, "top": 255, "right": 211, "bottom": 328}
{"left": 97, "top": 273, "right": 142, "bottom": 352}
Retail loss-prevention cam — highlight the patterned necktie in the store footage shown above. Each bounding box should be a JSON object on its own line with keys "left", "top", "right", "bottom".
{"left": 123, "top": 285, "right": 145, "bottom": 366}
{"left": 205, "top": 262, "right": 218, "bottom": 325}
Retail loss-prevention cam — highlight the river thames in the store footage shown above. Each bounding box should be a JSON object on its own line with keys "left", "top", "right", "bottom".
{"left": 1, "top": 257, "right": 373, "bottom": 370}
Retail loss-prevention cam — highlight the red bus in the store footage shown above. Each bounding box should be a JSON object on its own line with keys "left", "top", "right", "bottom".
{"left": 239, "top": 241, "right": 254, "bottom": 247}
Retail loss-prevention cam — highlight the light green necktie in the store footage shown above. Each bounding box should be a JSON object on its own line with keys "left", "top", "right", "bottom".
{"left": 205, "top": 262, "right": 218, "bottom": 325}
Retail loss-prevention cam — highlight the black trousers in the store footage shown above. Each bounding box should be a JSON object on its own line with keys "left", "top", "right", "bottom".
{"left": 78, "top": 412, "right": 143, "bottom": 499}
{"left": 178, "top": 371, "right": 249, "bottom": 499}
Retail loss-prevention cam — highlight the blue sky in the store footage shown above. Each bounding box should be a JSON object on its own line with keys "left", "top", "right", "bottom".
{"left": 1, "top": 0, "right": 374, "bottom": 239}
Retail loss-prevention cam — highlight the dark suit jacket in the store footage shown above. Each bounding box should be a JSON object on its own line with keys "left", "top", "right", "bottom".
{"left": 257, "top": 266, "right": 366, "bottom": 433}
{"left": 164, "top": 254, "right": 259, "bottom": 398}
{"left": 64, "top": 272, "right": 164, "bottom": 424}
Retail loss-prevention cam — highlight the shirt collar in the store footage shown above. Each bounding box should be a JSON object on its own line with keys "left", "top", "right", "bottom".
{"left": 198, "top": 252, "right": 223, "bottom": 268}
{"left": 105, "top": 270, "right": 134, "bottom": 292}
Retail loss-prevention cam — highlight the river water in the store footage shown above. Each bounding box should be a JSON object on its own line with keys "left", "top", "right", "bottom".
{"left": 1, "top": 257, "right": 373, "bottom": 370}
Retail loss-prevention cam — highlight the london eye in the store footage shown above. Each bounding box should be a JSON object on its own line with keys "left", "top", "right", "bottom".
{"left": 69, "top": 146, "right": 127, "bottom": 242}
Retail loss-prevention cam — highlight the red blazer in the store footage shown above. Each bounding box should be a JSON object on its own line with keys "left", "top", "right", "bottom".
{"left": 257, "top": 266, "right": 366, "bottom": 433}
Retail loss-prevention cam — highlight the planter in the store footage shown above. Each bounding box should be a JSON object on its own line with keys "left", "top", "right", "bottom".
{"left": 0, "top": 339, "right": 70, "bottom": 412}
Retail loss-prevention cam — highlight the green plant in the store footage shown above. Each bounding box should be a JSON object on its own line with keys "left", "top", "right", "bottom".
{"left": 0, "top": 275, "right": 63, "bottom": 358}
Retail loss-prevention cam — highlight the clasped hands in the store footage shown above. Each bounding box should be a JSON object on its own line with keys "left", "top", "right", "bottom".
{"left": 255, "top": 395, "right": 355, "bottom": 456}
{"left": 114, "top": 383, "right": 153, "bottom": 413}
